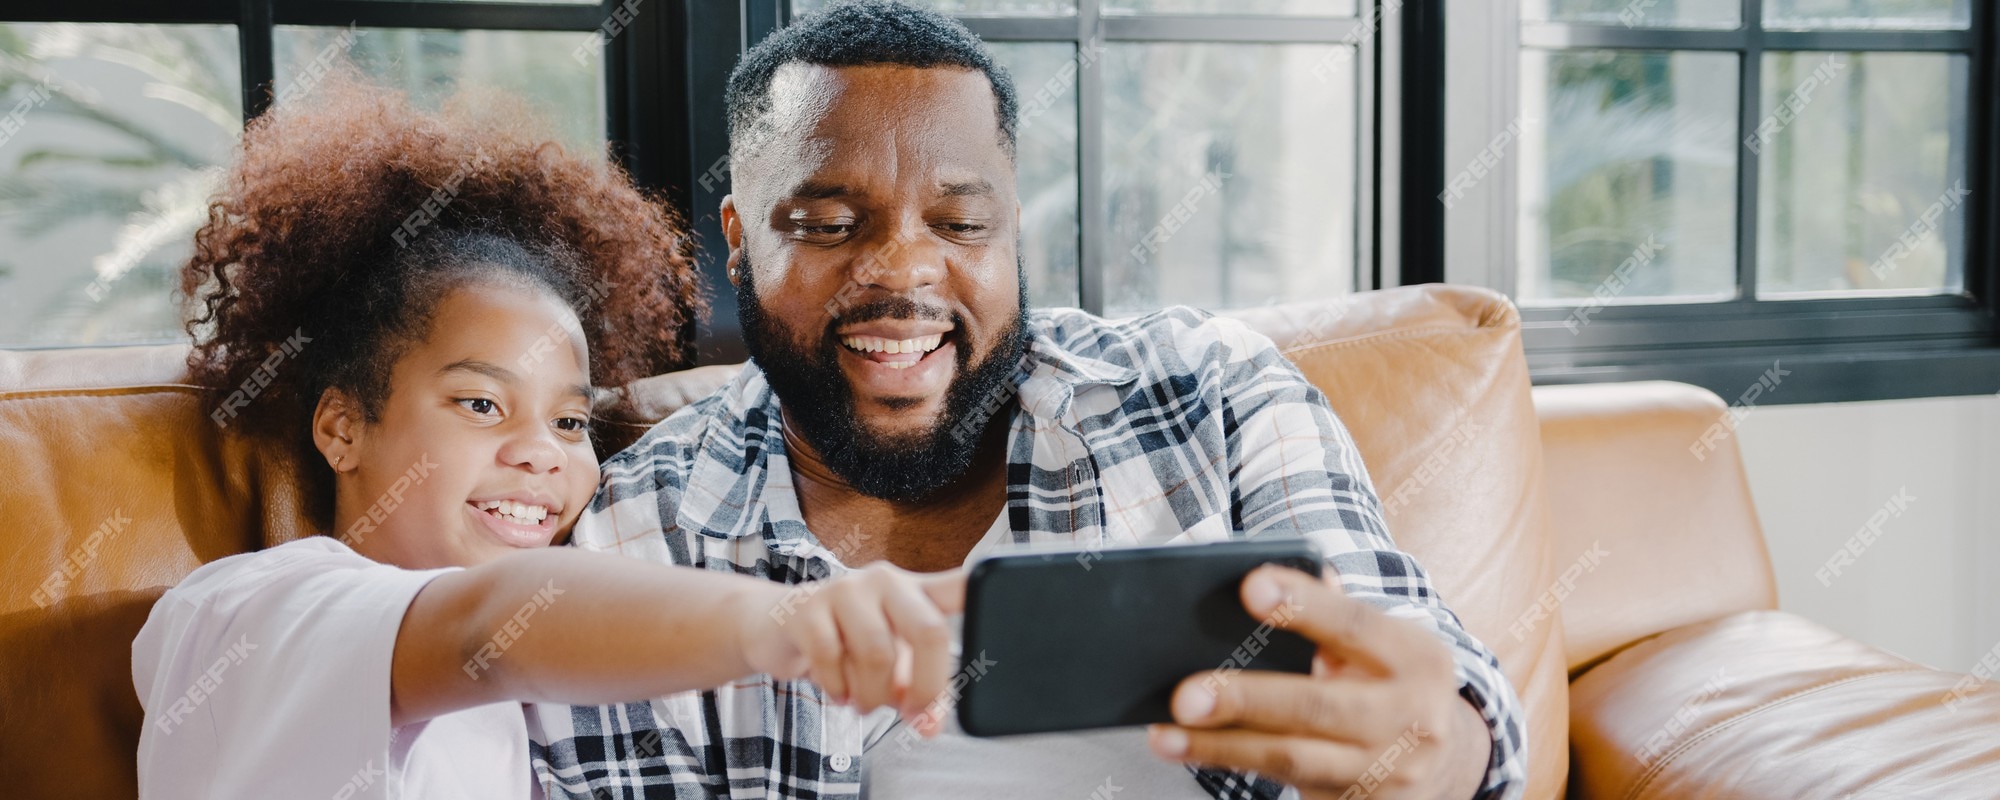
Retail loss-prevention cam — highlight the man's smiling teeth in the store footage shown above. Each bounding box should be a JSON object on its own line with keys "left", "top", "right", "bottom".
{"left": 842, "top": 334, "right": 943, "bottom": 356}
{"left": 474, "top": 500, "right": 548, "bottom": 525}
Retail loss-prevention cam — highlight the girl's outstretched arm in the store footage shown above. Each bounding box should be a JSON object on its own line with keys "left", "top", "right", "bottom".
{"left": 389, "top": 547, "right": 964, "bottom": 729}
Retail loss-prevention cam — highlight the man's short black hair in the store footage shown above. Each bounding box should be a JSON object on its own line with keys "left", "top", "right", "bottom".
{"left": 724, "top": 0, "right": 1018, "bottom": 161}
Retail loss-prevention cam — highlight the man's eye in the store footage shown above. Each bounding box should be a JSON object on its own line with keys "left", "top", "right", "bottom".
{"left": 457, "top": 398, "right": 499, "bottom": 415}
{"left": 800, "top": 223, "right": 856, "bottom": 237}
{"left": 938, "top": 222, "right": 986, "bottom": 234}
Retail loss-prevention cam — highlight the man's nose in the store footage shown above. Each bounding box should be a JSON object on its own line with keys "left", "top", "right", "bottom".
{"left": 852, "top": 216, "right": 945, "bottom": 293}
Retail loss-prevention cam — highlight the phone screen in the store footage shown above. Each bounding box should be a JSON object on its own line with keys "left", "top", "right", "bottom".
{"left": 958, "top": 537, "right": 1322, "bottom": 737}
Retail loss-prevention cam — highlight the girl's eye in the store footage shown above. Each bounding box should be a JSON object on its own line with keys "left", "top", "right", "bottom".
{"left": 457, "top": 398, "right": 499, "bottom": 416}
{"left": 555, "top": 417, "right": 591, "bottom": 433}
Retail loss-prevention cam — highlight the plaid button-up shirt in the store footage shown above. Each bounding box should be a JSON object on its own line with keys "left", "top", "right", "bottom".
{"left": 525, "top": 306, "right": 1527, "bottom": 800}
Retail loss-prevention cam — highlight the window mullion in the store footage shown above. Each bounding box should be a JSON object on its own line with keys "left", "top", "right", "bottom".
{"left": 1398, "top": 0, "right": 1446, "bottom": 285}
{"left": 1077, "top": 0, "right": 1104, "bottom": 315}
{"left": 1975, "top": 0, "right": 1999, "bottom": 317}
{"left": 239, "top": 0, "right": 274, "bottom": 121}
{"left": 1734, "top": 0, "right": 1765, "bottom": 302}
{"left": 1946, "top": 46, "right": 1971, "bottom": 295}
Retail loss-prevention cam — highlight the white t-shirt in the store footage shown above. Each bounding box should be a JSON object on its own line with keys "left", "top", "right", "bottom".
{"left": 133, "top": 537, "right": 539, "bottom": 800}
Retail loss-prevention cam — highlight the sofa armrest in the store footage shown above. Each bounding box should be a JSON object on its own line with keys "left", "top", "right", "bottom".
{"left": 1569, "top": 610, "right": 2000, "bottom": 799}
{"left": 1533, "top": 381, "right": 1778, "bottom": 675}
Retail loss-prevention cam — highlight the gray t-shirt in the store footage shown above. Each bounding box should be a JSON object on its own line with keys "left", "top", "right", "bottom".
{"left": 856, "top": 514, "right": 1224, "bottom": 800}
{"left": 860, "top": 710, "right": 1215, "bottom": 800}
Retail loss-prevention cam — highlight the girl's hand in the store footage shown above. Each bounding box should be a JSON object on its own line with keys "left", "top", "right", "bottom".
{"left": 736, "top": 564, "right": 967, "bottom": 733}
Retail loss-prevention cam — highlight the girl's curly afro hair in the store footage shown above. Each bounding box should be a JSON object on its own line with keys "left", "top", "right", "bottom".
{"left": 181, "top": 80, "right": 703, "bottom": 517}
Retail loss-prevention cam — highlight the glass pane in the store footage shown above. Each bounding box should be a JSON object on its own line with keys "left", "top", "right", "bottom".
{"left": 793, "top": 0, "right": 1077, "bottom": 15}
{"left": 990, "top": 42, "right": 1080, "bottom": 308}
{"left": 1518, "top": 49, "right": 1739, "bottom": 304}
{"left": 1766, "top": 0, "right": 1970, "bottom": 30}
{"left": 0, "top": 23, "right": 241, "bottom": 348}
{"left": 1521, "top": 0, "right": 1740, "bottom": 28}
{"left": 275, "top": 26, "right": 605, "bottom": 157}
{"left": 1756, "top": 52, "right": 1964, "bottom": 296}
{"left": 1107, "top": 0, "right": 1357, "bottom": 16}
{"left": 1104, "top": 43, "right": 1356, "bottom": 316}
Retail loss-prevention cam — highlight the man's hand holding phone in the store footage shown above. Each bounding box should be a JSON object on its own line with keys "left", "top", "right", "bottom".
{"left": 1146, "top": 565, "right": 1491, "bottom": 800}
{"left": 734, "top": 563, "right": 967, "bottom": 736}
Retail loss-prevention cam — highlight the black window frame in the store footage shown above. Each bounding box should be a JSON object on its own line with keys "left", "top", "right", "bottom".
{"left": 1486, "top": 0, "right": 2000, "bottom": 404}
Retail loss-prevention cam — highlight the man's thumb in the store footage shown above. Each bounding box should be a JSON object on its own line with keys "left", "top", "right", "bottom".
{"left": 921, "top": 569, "right": 968, "bottom": 615}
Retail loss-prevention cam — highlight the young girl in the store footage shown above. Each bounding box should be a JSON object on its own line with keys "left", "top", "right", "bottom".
{"left": 134, "top": 83, "right": 960, "bottom": 799}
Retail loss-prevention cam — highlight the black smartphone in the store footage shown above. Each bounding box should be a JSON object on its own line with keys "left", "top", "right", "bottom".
{"left": 957, "top": 537, "right": 1323, "bottom": 737}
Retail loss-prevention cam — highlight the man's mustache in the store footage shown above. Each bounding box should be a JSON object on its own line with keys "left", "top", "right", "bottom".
{"left": 829, "top": 296, "right": 954, "bottom": 329}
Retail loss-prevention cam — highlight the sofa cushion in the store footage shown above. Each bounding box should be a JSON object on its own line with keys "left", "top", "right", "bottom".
{"left": 1569, "top": 610, "right": 2000, "bottom": 799}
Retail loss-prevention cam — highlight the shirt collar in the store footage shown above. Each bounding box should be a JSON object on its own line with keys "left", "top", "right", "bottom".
{"left": 1012, "top": 312, "right": 1140, "bottom": 423}
{"left": 699, "top": 310, "right": 1138, "bottom": 542}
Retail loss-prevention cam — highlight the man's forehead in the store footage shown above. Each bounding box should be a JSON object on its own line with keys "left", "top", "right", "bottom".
{"left": 761, "top": 62, "right": 844, "bottom": 139}
{"left": 766, "top": 61, "right": 997, "bottom": 123}
{"left": 742, "top": 62, "right": 1012, "bottom": 200}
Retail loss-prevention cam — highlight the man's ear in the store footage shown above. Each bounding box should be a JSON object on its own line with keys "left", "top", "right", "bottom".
{"left": 312, "top": 388, "right": 364, "bottom": 474}
{"left": 721, "top": 194, "right": 743, "bottom": 288}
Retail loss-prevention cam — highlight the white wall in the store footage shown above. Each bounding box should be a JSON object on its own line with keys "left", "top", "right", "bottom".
{"left": 1736, "top": 393, "right": 2000, "bottom": 672}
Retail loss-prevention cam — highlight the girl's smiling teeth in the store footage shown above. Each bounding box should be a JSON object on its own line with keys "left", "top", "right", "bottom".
{"left": 473, "top": 499, "right": 550, "bottom": 525}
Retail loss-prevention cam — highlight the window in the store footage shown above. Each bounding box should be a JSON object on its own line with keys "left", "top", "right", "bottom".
{"left": 0, "top": 1, "right": 635, "bottom": 350}
{"left": 777, "top": 0, "right": 1377, "bottom": 319}
{"left": 273, "top": 26, "right": 606, "bottom": 154}
{"left": 1484, "top": 0, "right": 2000, "bottom": 403}
{"left": 0, "top": 22, "right": 241, "bottom": 347}
{"left": 10, "top": 2, "right": 1382, "bottom": 366}
{"left": 33, "top": 2, "right": 1980, "bottom": 403}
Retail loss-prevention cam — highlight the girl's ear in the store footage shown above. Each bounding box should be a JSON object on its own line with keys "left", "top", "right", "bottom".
{"left": 312, "top": 388, "right": 364, "bottom": 473}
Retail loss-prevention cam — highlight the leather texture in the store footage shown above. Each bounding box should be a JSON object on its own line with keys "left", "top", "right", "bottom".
{"left": 0, "top": 346, "right": 313, "bottom": 798}
{"left": 598, "top": 363, "right": 745, "bottom": 455}
{"left": 1224, "top": 287, "right": 1569, "bottom": 800}
{"left": 1568, "top": 610, "right": 2000, "bottom": 799}
{"left": 1533, "top": 381, "right": 1780, "bottom": 675}
{"left": 4, "top": 285, "right": 1994, "bottom": 799}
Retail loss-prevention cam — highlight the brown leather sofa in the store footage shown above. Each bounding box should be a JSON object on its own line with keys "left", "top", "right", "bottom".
{"left": 3, "top": 284, "right": 1995, "bottom": 798}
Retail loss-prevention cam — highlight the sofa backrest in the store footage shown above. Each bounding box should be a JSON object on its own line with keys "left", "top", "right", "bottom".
{"left": 1223, "top": 286, "right": 1568, "bottom": 800}
{"left": 0, "top": 345, "right": 314, "bottom": 798}
{"left": 0, "top": 284, "right": 1567, "bottom": 799}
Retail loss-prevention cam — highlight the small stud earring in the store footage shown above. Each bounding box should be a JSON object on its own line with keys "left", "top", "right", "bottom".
{"left": 333, "top": 455, "right": 344, "bottom": 470}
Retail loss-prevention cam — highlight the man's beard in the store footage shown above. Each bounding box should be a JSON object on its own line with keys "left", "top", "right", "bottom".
{"left": 736, "top": 254, "right": 1029, "bottom": 503}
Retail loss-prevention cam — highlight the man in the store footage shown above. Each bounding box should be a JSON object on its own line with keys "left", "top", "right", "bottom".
{"left": 526, "top": 2, "right": 1525, "bottom": 798}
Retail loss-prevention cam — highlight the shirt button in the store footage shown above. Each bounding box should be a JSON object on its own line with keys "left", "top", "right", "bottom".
{"left": 829, "top": 753, "right": 852, "bottom": 772}
{"left": 1070, "top": 463, "right": 1089, "bottom": 482}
